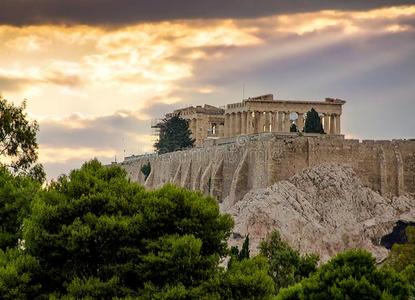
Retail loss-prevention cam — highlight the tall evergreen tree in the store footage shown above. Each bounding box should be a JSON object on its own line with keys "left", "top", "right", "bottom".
{"left": 239, "top": 235, "right": 250, "bottom": 261}
{"left": 304, "top": 108, "right": 324, "bottom": 134}
{"left": 154, "top": 116, "right": 195, "bottom": 154}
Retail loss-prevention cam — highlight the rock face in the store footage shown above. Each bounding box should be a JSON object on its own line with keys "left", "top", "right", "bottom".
{"left": 221, "top": 164, "right": 415, "bottom": 262}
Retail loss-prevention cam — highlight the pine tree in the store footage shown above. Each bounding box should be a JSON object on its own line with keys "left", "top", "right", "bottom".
{"left": 304, "top": 108, "right": 324, "bottom": 134}
{"left": 154, "top": 116, "right": 195, "bottom": 154}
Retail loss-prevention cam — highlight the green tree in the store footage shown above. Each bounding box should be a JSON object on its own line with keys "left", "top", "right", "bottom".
{"left": 21, "top": 159, "right": 233, "bottom": 298}
{"left": 211, "top": 256, "right": 275, "bottom": 300}
{"left": 0, "top": 97, "right": 40, "bottom": 173}
{"left": 154, "top": 116, "right": 195, "bottom": 154}
{"left": 385, "top": 226, "right": 415, "bottom": 298}
{"left": 386, "top": 226, "right": 415, "bottom": 272}
{"left": 239, "top": 234, "right": 250, "bottom": 261}
{"left": 290, "top": 123, "right": 298, "bottom": 133}
{"left": 259, "top": 230, "right": 318, "bottom": 292}
{"left": 0, "top": 248, "right": 41, "bottom": 300}
{"left": 276, "top": 249, "right": 410, "bottom": 300}
{"left": 303, "top": 108, "right": 324, "bottom": 134}
{"left": 0, "top": 166, "right": 41, "bottom": 250}
{"left": 140, "top": 161, "right": 151, "bottom": 181}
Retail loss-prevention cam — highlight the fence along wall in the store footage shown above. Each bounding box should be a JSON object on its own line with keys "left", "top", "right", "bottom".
{"left": 120, "top": 134, "right": 415, "bottom": 204}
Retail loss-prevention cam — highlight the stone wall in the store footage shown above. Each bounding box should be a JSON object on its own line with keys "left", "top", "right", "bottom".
{"left": 119, "top": 134, "right": 415, "bottom": 203}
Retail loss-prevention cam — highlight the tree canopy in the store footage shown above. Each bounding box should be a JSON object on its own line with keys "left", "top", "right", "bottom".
{"left": 0, "top": 166, "right": 41, "bottom": 250}
{"left": 259, "top": 230, "right": 318, "bottom": 293}
{"left": 277, "top": 249, "right": 410, "bottom": 300}
{"left": 303, "top": 108, "right": 324, "bottom": 134}
{"left": 16, "top": 160, "right": 234, "bottom": 298}
{"left": 0, "top": 97, "right": 40, "bottom": 172}
{"left": 154, "top": 116, "right": 195, "bottom": 154}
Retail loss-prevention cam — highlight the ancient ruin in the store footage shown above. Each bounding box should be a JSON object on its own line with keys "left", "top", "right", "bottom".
{"left": 124, "top": 95, "right": 414, "bottom": 205}
{"left": 162, "top": 94, "right": 346, "bottom": 147}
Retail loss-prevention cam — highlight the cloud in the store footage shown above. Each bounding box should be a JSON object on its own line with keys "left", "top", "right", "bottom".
{"left": 0, "top": 75, "right": 35, "bottom": 92}
{"left": 1, "top": 0, "right": 415, "bottom": 26}
{"left": 37, "top": 110, "right": 155, "bottom": 179}
{"left": 38, "top": 111, "right": 150, "bottom": 150}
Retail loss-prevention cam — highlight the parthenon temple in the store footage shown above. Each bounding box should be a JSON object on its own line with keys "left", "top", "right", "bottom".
{"left": 162, "top": 94, "right": 346, "bottom": 147}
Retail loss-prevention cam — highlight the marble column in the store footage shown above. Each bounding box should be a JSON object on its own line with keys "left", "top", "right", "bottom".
{"left": 235, "top": 112, "right": 241, "bottom": 135}
{"left": 297, "top": 113, "right": 304, "bottom": 132}
{"left": 330, "top": 114, "right": 336, "bottom": 134}
{"left": 335, "top": 114, "right": 341, "bottom": 134}
{"left": 241, "top": 112, "right": 247, "bottom": 134}
{"left": 284, "top": 112, "right": 291, "bottom": 132}
{"left": 259, "top": 112, "right": 265, "bottom": 133}
{"left": 323, "top": 114, "right": 330, "bottom": 134}
{"left": 271, "top": 112, "right": 277, "bottom": 132}
{"left": 249, "top": 112, "right": 254, "bottom": 134}
{"left": 277, "top": 111, "right": 284, "bottom": 132}
{"left": 253, "top": 111, "right": 259, "bottom": 134}
{"left": 224, "top": 114, "right": 230, "bottom": 137}
{"left": 264, "top": 112, "right": 269, "bottom": 132}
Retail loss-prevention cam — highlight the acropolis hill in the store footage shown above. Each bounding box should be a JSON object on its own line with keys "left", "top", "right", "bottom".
{"left": 120, "top": 94, "right": 415, "bottom": 205}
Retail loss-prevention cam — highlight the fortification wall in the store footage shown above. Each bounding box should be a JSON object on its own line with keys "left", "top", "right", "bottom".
{"left": 119, "top": 134, "right": 415, "bottom": 203}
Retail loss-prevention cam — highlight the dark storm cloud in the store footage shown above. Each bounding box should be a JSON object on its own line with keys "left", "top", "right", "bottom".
{"left": 1, "top": 0, "right": 414, "bottom": 26}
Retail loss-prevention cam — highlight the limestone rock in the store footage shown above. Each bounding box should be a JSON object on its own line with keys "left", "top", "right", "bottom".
{"left": 221, "top": 164, "right": 415, "bottom": 262}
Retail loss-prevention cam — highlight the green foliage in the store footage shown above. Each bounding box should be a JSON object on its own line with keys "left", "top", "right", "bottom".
{"left": 66, "top": 276, "right": 124, "bottom": 299}
{"left": 0, "top": 248, "right": 41, "bottom": 300}
{"left": 303, "top": 108, "right": 324, "bottom": 134}
{"left": 290, "top": 123, "right": 298, "bottom": 133}
{"left": 259, "top": 231, "right": 318, "bottom": 292}
{"left": 0, "top": 166, "right": 40, "bottom": 250}
{"left": 228, "top": 235, "right": 250, "bottom": 269}
{"left": 154, "top": 116, "right": 195, "bottom": 154}
{"left": 0, "top": 97, "right": 40, "bottom": 172}
{"left": 22, "top": 159, "right": 233, "bottom": 297}
{"left": 140, "top": 161, "right": 151, "bottom": 181}
{"left": 206, "top": 256, "right": 275, "bottom": 300}
{"left": 401, "top": 264, "right": 415, "bottom": 297}
{"left": 239, "top": 235, "right": 250, "bottom": 261}
{"left": 386, "top": 226, "right": 415, "bottom": 272}
{"left": 276, "top": 249, "right": 410, "bottom": 300}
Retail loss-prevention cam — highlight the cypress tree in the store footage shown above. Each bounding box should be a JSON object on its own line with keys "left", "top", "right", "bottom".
{"left": 304, "top": 108, "right": 324, "bottom": 134}
{"left": 238, "top": 235, "right": 250, "bottom": 261}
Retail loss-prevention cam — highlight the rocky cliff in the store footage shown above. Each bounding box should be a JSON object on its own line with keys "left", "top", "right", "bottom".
{"left": 221, "top": 164, "right": 415, "bottom": 262}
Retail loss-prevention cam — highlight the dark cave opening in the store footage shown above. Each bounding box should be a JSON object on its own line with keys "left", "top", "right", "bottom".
{"left": 380, "top": 220, "right": 415, "bottom": 250}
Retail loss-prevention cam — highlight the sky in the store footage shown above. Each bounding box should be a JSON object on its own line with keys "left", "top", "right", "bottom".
{"left": 0, "top": 1, "right": 414, "bottom": 179}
